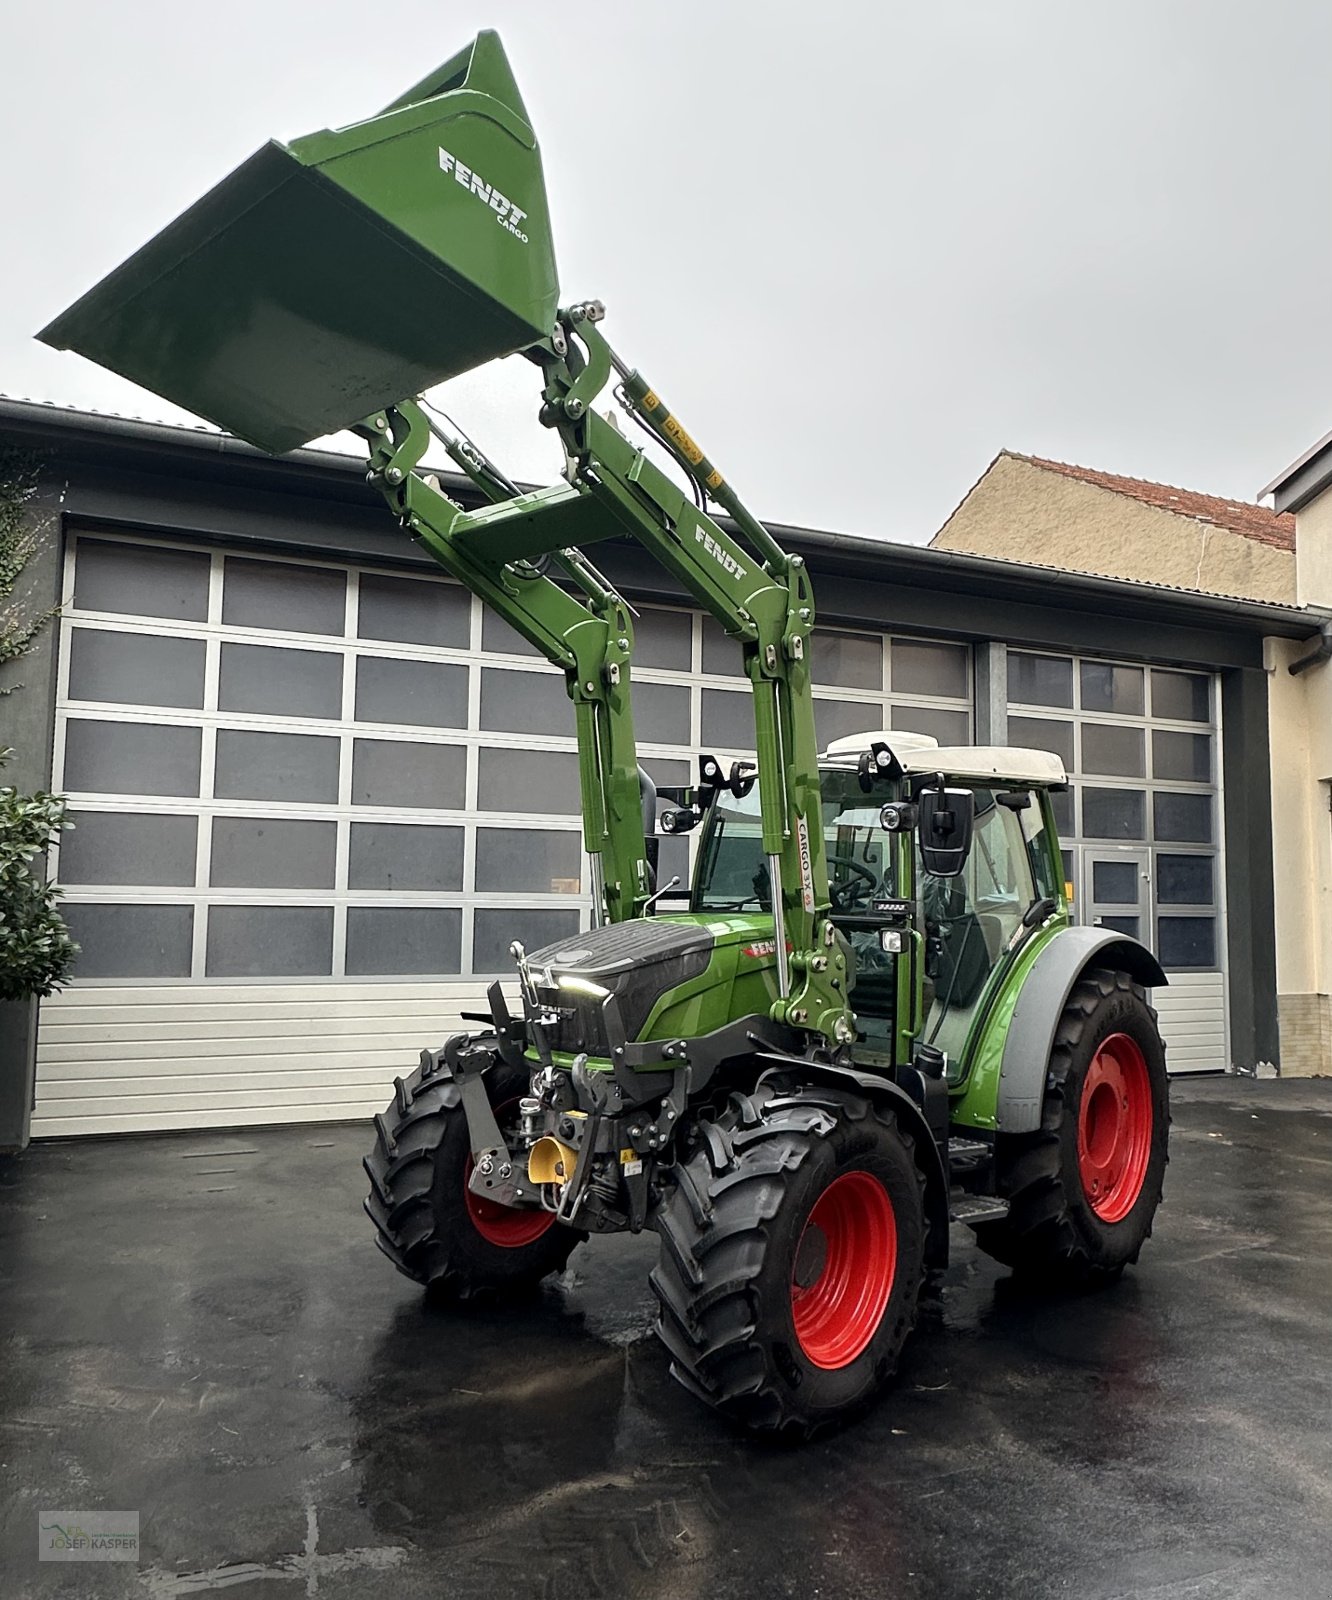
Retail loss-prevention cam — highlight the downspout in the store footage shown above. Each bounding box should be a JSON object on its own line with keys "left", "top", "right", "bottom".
{"left": 1288, "top": 621, "right": 1332, "bottom": 675}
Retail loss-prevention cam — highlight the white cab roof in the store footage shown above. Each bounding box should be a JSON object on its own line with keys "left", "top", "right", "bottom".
{"left": 821, "top": 730, "right": 1067, "bottom": 786}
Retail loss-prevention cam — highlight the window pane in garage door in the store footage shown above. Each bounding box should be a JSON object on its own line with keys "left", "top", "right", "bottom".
{"left": 701, "top": 689, "right": 754, "bottom": 751}
{"left": 1151, "top": 670, "right": 1210, "bottom": 722}
{"left": 632, "top": 681, "right": 691, "bottom": 746}
{"left": 59, "top": 811, "right": 197, "bottom": 886}
{"left": 474, "top": 830, "right": 582, "bottom": 894}
{"left": 357, "top": 572, "right": 469, "bottom": 649}
{"left": 1080, "top": 661, "right": 1144, "bottom": 715}
{"left": 478, "top": 748, "right": 581, "bottom": 814}
{"left": 813, "top": 631, "right": 881, "bottom": 690}
{"left": 346, "top": 907, "right": 462, "bottom": 975}
{"left": 1157, "top": 854, "right": 1214, "bottom": 904}
{"left": 634, "top": 608, "right": 692, "bottom": 671}
{"left": 219, "top": 642, "right": 342, "bottom": 720}
{"left": 356, "top": 656, "right": 467, "bottom": 728}
{"left": 1154, "top": 792, "right": 1212, "bottom": 843}
{"left": 68, "top": 629, "right": 206, "bottom": 709}
{"left": 350, "top": 739, "right": 466, "bottom": 810}
{"left": 1009, "top": 653, "right": 1073, "bottom": 707}
{"left": 1157, "top": 916, "right": 1216, "bottom": 968}
{"left": 63, "top": 720, "right": 201, "bottom": 797}
{"left": 64, "top": 903, "right": 194, "bottom": 978}
{"left": 210, "top": 818, "right": 338, "bottom": 889}
{"left": 479, "top": 668, "right": 568, "bottom": 734}
{"left": 347, "top": 823, "right": 463, "bottom": 891}
{"left": 206, "top": 906, "right": 334, "bottom": 977}
{"left": 222, "top": 557, "right": 347, "bottom": 635}
{"left": 214, "top": 730, "right": 340, "bottom": 803}
{"left": 73, "top": 539, "right": 209, "bottom": 621}
{"left": 1081, "top": 724, "right": 1145, "bottom": 778}
{"left": 1153, "top": 730, "right": 1212, "bottom": 783}
{"left": 891, "top": 639, "right": 969, "bottom": 700}
{"left": 1081, "top": 787, "right": 1146, "bottom": 840}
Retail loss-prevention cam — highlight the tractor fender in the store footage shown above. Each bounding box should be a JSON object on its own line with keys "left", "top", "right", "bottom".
{"left": 997, "top": 926, "right": 1168, "bottom": 1134}
{"left": 757, "top": 1056, "right": 951, "bottom": 1266}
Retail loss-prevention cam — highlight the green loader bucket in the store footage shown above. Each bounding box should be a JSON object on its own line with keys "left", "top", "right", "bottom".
{"left": 38, "top": 32, "right": 558, "bottom": 454}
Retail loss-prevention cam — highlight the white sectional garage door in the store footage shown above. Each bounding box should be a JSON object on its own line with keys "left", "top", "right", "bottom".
{"left": 35, "top": 530, "right": 973, "bottom": 1136}
{"left": 1007, "top": 650, "right": 1227, "bottom": 1074}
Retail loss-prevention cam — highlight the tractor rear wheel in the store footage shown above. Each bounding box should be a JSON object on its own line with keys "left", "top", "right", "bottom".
{"left": 973, "top": 966, "right": 1169, "bottom": 1285}
{"left": 364, "top": 1053, "right": 581, "bottom": 1301}
{"left": 651, "top": 1083, "right": 926, "bottom": 1437}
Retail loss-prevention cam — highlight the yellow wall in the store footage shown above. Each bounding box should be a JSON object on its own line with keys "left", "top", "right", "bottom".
{"left": 934, "top": 454, "right": 1295, "bottom": 604}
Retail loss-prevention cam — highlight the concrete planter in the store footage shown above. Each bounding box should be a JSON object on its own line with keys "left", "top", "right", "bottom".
{"left": 0, "top": 996, "right": 38, "bottom": 1151}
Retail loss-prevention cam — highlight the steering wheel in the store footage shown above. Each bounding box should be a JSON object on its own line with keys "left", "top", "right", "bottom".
{"left": 827, "top": 854, "right": 878, "bottom": 911}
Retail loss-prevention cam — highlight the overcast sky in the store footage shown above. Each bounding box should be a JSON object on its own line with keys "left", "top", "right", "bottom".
{"left": 3, "top": 0, "right": 1329, "bottom": 543}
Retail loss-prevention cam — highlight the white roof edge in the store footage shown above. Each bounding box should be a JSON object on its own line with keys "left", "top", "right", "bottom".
{"left": 821, "top": 730, "right": 1067, "bottom": 785}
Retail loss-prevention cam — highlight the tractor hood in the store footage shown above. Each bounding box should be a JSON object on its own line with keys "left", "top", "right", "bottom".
{"left": 524, "top": 915, "right": 776, "bottom": 1061}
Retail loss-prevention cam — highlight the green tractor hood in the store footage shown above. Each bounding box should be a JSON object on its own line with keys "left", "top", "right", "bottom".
{"left": 38, "top": 31, "right": 559, "bottom": 454}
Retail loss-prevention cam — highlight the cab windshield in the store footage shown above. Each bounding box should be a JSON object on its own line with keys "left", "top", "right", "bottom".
{"left": 693, "top": 771, "right": 898, "bottom": 913}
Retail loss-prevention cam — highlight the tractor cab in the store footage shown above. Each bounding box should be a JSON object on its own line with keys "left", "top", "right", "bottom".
{"left": 689, "top": 731, "right": 1071, "bottom": 1073}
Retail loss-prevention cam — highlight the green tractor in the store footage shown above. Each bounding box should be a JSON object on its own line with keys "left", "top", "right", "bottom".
{"left": 42, "top": 31, "right": 1169, "bottom": 1435}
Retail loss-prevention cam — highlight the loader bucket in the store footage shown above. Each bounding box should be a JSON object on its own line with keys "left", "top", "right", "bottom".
{"left": 38, "top": 31, "right": 558, "bottom": 454}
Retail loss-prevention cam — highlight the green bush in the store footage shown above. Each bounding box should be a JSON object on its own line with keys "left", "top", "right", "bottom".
{"left": 0, "top": 754, "right": 76, "bottom": 1001}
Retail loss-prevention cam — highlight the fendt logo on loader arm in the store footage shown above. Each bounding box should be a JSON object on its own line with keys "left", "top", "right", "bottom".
{"left": 438, "top": 147, "right": 529, "bottom": 243}
{"left": 694, "top": 526, "right": 747, "bottom": 582}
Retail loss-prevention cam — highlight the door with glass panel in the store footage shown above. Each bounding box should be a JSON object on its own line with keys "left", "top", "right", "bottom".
{"left": 1084, "top": 850, "right": 1150, "bottom": 942}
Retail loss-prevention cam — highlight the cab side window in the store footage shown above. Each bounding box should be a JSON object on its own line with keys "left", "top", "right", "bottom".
{"left": 922, "top": 791, "right": 1037, "bottom": 1062}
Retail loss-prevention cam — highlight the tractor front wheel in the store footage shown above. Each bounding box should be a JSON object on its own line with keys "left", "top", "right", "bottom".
{"left": 364, "top": 1053, "right": 581, "bottom": 1301}
{"left": 974, "top": 966, "right": 1169, "bottom": 1286}
{"left": 651, "top": 1083, "right": 926, "bottom": 1437}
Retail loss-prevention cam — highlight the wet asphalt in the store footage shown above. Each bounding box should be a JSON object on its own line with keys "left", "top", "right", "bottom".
{"left": 2, "top": 1075, "right": 1331, "bottom": 1600}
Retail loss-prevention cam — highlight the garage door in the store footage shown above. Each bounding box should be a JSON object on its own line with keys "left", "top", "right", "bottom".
{"left": 1008, "top": 651, "right": 1227, "bottom": 1074}
{"left": 35, "top": 530, "right": 975, "bottom": 1135}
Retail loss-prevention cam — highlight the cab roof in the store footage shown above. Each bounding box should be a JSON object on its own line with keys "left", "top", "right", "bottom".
{"left": 820, "top": 730, "right": 1067, "bottom": 787}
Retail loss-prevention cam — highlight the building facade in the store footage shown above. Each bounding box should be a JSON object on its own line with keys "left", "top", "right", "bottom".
{"left": 0, "top": 400, "right": 1316, "bottom": 1141}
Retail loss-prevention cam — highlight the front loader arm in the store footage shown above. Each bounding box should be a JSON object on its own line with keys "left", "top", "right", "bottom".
{"left": 355, "top": 402, "right": 652, "bottom": 928}
{"left": 540, "top": 310, "right": 853, "bottom": 1046}
{"left": 356, "top": 308, "right": 854, "bottom": 1049}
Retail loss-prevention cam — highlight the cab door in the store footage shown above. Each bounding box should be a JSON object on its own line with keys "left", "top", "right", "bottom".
{"left": 921, "top": 791, "right": 1039, "bottom": 1077}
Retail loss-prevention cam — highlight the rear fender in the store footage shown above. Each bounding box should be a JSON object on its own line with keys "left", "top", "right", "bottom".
{"left": 995, "top": 927, "right": 1167, "bottom": 1135}
{"left": 756, "top": 1058, "right": 951, "bottom": 1267}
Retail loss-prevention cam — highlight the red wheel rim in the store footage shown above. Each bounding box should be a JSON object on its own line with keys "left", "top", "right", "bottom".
{"left": 463, "top": 1100, "right": 558, "bottom": 1248}
{"left": 790, "top": 1170, "right": 897, "bottom": 1370}
{"left": 1077, "top": 1032, "right": 1153, "bottom": 1223}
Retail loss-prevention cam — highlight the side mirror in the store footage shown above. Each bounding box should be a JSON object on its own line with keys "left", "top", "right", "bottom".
{"left": 918, "top": 784, "right": 974, "bottom": 878}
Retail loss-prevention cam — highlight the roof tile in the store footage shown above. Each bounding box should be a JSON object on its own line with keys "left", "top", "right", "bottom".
{"left": 1012, "top": 452, "right": 1296, "bottom": 552}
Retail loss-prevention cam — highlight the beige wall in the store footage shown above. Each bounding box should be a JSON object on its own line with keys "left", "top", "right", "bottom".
{"left": 1266, "top": 480, "right": 1332, "bottom": 1074}
{"left": 935, "top": 454, "right": 1295, "bottom": 604}
{"left": 1295, "top": 488, "right": 1332, "bottom": 608}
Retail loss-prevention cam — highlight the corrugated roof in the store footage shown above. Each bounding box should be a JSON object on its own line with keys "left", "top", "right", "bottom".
{"left": 1010, "top": 451, "right": 1296, "bottom": 552}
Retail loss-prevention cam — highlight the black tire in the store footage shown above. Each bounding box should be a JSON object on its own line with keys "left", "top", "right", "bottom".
{"left": 363, "top": 1052, "right": 580, "bottom": 1301}
{"left": 650, "top": 1083, "right": 927, "bottom": 1438}
{"left": 973, "top": 966, "right": 1169, "bottom": 1286}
